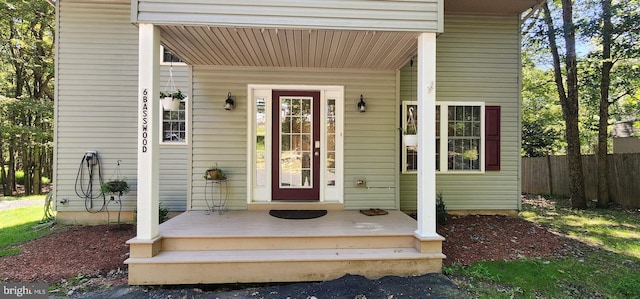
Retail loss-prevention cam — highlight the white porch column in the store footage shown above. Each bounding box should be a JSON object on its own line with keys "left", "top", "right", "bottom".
{"left": 415, "top": 32, "right": 438, "bottom": 238}
{"left": 137, "top": 23, "right": 160, "bottom": 240}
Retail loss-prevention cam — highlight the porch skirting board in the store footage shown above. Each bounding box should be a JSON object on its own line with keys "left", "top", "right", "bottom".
{"left": 125, "top": 210, "right": 444, "bottom": 285}
{"left": 55, "top": 211, "right": 135, "bottom": 225}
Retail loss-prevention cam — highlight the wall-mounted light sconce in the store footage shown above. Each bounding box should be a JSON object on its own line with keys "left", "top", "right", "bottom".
{"left": 357, "top": 94, "right": 366, "bottom": 113}
{"left": 224, "top": 92, "right": 235, "bottom": 110}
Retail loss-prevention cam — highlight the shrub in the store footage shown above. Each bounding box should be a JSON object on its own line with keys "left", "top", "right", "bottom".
{"left": 134, "top": 204, "right": 171, "bottom": 224}
{"left": 6, "top": 169, "right": 50, "bottom": 185}
{"left": 159, "top": 205, "right": 170, "bottom": 224}
{"left": 436, "top": 191, "right": 447, "bottom": 225}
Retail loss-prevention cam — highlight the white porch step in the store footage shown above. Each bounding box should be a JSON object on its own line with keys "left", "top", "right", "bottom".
{"left": 126, "top": 211, "right": 445, "bottom": 285}
{"left": 126, "top": 247, "right": 445, "bottom": 285}
{"left": 160, "top": 234, "right": 417, "bottom": 251}
{"left": 128, "top": 247, "right": 443, "bottom": 263}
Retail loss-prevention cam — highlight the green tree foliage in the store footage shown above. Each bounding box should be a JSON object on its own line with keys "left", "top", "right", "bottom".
{"left": 578, "top": 0, "right": 640, "bottom": 208}
{"left": 522, "top": 0, "right": 640, "bottom": 208}
{"left": 0, "top": 97, "right": 53, "bottom": 195}
{"left": 0, "top": 0, "right": 54, "bottom": 195}
{"left": 540, "top": 0, "right": 588, "bottom": 208}
{"left": 0, "top": 0, "right": 55, "bottom": 99}
{"left": 521, "top": 54, "right": 565, "bottom": 157}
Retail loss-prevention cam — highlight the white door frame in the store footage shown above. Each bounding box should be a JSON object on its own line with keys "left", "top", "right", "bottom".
{"left": 246, "top": 84, "right": 344, "bottom": 203}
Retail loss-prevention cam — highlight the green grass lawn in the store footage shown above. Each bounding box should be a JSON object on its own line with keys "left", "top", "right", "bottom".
{"left": 448, "top": 196, "right": 640, "bottom": 299}
{"left": 0, "top": 196, "right": 50, "bottom": 257}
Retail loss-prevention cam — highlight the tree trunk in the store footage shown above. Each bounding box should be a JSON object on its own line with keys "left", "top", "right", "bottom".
{"left": 22, "top": 147, "right": 32, "bottom": 196}
{"left": 8, "top": 147, "right": 16, "bottom": 194}
{"left": 0, "top": 139, "right": 8, "bottom": 196}
{"left": 543, "top": 1, "right": 587, "bottom": 209}
{"left": 32, "top": 147, "right": 43, "bottom": 195}
{"left": 596, "top": 0, "right": 613, "bottom": 208}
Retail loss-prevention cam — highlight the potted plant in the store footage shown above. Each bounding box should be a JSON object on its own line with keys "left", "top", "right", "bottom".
{"left": 204, "top": 164, "right": 226, "bottom": 180}
{"left": 160, "top": 89, "right": 187, "bottom": 111}
{"left": 403, "top": 106, "right": 418, "bottom": 147}
{"left": 403, "top": 125, "right": 418, "bottom": 147}
{"left": 101, "top": 179, "right": 129, "bottom": 195}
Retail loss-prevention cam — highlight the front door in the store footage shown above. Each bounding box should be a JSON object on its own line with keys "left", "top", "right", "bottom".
{"left": 271, "top": 90, "right": 321, "bottom": 200}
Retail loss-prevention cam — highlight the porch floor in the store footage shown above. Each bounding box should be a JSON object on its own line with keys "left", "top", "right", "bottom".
{"left": 126, "top": 210, "right": 445, "bottom": 285}
{"left": 159, "top": 210, "right": 418, "bottom": 238}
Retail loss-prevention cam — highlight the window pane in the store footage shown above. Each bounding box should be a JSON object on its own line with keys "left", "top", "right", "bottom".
{"left": 435, "top": 106, "right": 440, "bottom": 137}
{"left": 326, "top": 169, "right": 336, "bottom": 186}
{"left": 162, "top": 47, "right": 184, "bottom": 63}
{"left": 281, "top": 135, "right": 291, "bottom": 151}
{"left": 456, "top": 106, "right": 464, "bottom": 121}
{"left": 404, "top": 103, "right": 419, "bottom": 172}
{"left": 447, "top": 105, "right": 481, "bottom": 171}
{"left": 162, "top": 98, "right": 186, "bottom": 142}
{"left": 435, "top": 138, "right": 440, "bottom": 171}
{"left": 473, "top": 106, "right": 480, "bottom": 121}
{"left": 326, "top": 99, "right": 336, "bottom": 185}
{"left": 407, "top": 149, "right": 418, "bottom": 171}
{"left": 280, "top": 96, "right": 313, "bottom": 189}
{"left": 255, "top": 98, "right": 266, "bottom": 187}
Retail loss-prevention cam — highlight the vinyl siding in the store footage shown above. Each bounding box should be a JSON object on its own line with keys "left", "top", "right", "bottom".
{"left": 135, "top": 0, "right": 441, "bottom": 32}
{"left": 399, "top": 14, "right": 521, "bottom": 211}
{"left": 191, "top": 66, "right": 398, "bottom": 210}
{"left": 55, "top": 0, "right": 189, "bottom": 212}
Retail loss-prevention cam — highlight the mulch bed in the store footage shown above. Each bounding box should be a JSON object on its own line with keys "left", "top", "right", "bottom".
{"left": 1, "top": 208, "right": 580, "bottom": 284}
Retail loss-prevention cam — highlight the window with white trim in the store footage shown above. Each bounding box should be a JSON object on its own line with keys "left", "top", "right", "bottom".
{"left": 160, "top": 46, "right": 187, "bottom": 143}
{"left": 162, "top": 102, "right": 186, "bottom": 143}
{"left": 402, "top": 101, "right": 485, "bottom": 173}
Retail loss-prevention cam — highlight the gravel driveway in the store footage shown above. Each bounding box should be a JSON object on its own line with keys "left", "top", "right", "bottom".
{"left": 0, "top": 198, "right": 44, "bottom": 211}
{"left": 62, "top": 273, "right": 469, "bottom": 299}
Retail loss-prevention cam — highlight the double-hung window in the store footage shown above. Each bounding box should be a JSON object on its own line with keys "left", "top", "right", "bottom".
{"left": 402, "top": 101, "right": 497, "bottom": 173}
{"left": 160, "top": 46, "right": 187, "bottom": 144}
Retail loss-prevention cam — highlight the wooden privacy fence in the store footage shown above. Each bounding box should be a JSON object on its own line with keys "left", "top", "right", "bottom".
{"left": 522, "top": 154, "right": 640, "bottom": 208}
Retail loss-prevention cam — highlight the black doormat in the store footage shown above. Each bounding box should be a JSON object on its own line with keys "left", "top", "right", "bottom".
{"left": 269, "top": 209, "right": 327, "bottom": 220}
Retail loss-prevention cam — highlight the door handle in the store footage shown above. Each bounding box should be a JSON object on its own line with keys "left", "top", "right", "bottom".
{"left": 314, "top": 151, "right": 320, "bottom": 157}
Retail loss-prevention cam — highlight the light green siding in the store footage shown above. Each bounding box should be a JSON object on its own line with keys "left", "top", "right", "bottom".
{"left": 190, "top": 66, "right": 398, "bottom": 210}
{"left": 55, "top": 0, "right": 189, "bottom": 212}
{"left": 55, "top": 1, "right": 520, "bottom": 215}
{"left": 135, "top": 0, "right": 442, "bottom": 32}
{"left": 399, "top": 15, "right": 521, "bottom": 211}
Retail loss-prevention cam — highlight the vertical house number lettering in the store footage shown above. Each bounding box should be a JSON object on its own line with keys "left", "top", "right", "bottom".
{"left": 141, "top": 88, "right": 149, "bottom": 153}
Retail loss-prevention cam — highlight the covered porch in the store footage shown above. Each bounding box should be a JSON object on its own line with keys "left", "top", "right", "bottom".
{"left": 127, "top": 0, "right": 536, "bottom": 285}
{"left": 126, "top": 209, "right": 444, "bottom": 285}
{"left": 133, "top": 1, "right": 442, "bottom": 285}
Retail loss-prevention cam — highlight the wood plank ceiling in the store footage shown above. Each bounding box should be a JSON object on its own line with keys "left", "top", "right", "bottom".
{"left": 158, "top": 0, "right": 539, "bottom": 69}
{"left": 160, "top": 26, "right": 420, "bottom": 70}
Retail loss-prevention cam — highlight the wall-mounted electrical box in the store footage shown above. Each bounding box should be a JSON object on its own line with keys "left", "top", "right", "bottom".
{"left": 85, "top": 150, "right": 98, "bottom": 165}
{"left": 354, "top": 177, "right": 366, "bottom": 188}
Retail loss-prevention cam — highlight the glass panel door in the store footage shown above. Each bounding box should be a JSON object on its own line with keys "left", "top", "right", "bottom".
{"left": 271, "top": 90, "right": 320, "bottom": 200}
{"left": 279, "top": 96, "right": 313, "bottom": 188}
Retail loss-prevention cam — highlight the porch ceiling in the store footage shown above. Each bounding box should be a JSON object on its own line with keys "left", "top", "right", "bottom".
{"left": 160, "top": 26, "right": 419, "bottom": 70}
